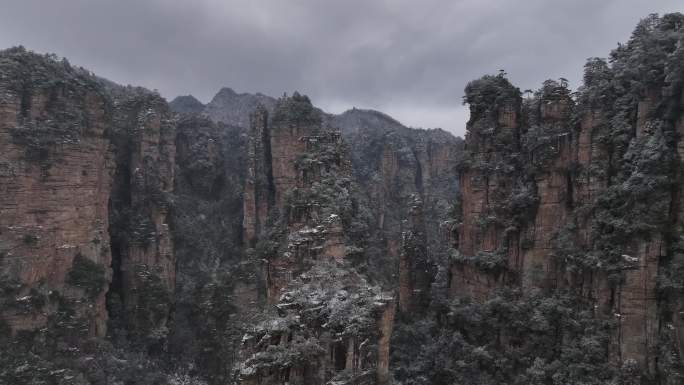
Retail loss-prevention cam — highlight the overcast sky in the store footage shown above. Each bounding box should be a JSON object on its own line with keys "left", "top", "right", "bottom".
{"left": 1, "top": 1, "right": 682, "bottom": 136}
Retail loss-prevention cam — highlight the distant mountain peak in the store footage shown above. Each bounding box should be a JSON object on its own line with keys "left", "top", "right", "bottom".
{"left": 169, "top": 94, "right": 204, "bottom": 115}
{"left": 215, "top": 87, "right": 238, "bottom": 97}
{"left": 213, "top": 86, "right": 271, "bottom": 99}
{"left": 339, "top": 107, "right": 404, "bottom": 125}
{"left": 203, "top": 87, "right": 277, "bottom": 127}
{"left": 171, "top": 87, "right": 457, "bottom": 143}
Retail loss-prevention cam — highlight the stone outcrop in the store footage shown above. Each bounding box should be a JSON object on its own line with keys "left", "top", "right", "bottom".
{"left": 0, "top": 48, "right": 177, "bottom": 362}
{"left": 452, "top": 74, "right": 524, "bottom": 301}
{"left": 170, "top": 114, "right": 253, "bottom": 380}
{"left": 182, "top": 93, "right": 462, "bottom": 316}
{"left": 243, "top": 105, "right": 273, "bottom": 246}
{"left": 332, "top": 108, "right": 461, "bottom": 311}
{"left": 237, "top": 94, "right": 396, "bottom": 385}
{"left": 0, "top": 48, "right": 177, "bottom": 349}
{"left": 520, "top": 84, "right": 574, "bottom": 289}
{"left": 1, "top": 48, "right": 449, "bottom": 385}
{"left": 243, "top": 93, "right": 347, "bottom": 299}
{"left": 450, "top": 14, "right": 684, "bottom": 381}
{"left": 0, "top": 48, "right": 113, "bottom": 338}
{"left": 106, "top": 89, "right": 176, "bottom": 345}
{"left": 397, "top": 196, "right": 428, "bottom": 313}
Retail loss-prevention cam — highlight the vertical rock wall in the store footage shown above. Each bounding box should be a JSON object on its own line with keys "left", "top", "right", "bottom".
{"left": 452, "top": 19, "right": 684, "bottom": 378}
{"left": 236, "top": 94, "right": 396, "bottom": 385}
{"left": 243, "top": 106, "right": 273, "bottom": 246}
{"left": 107, "top": 90, "right": 176, "bottom": 343}
{"left": 333, "top": 109, "right": 461, "bottom": 312}
{"left": 453, "top": 76, "right": 523, "bottom": 300}
{"left": 0, "top": 49, "right": 113, "bottom": 338}
{"left": 0, "top": 49, "right": 178, "bottom": 353}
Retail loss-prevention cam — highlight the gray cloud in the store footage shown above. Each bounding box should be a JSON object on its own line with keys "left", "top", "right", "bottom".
{"left": 0, "top": 0, "right": 682, "bottom": 136}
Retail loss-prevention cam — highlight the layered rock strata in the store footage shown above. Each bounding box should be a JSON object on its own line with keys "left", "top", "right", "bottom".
{"left": 451, "top": 15, "right": 684, "bottom": 381}
{"left": 237, "top": 94, "right": 395, "bottom": 385}
{"left": 0, "top": 47, "right": 177, "bottom": 353}
{"left": 0, "top": 48, "right": 113, "bottom": 337}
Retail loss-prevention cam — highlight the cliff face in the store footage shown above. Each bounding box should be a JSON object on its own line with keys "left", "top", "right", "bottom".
{"left": 170, "top": 114, "right": 252, "bottom": 381}
{"left": 332, "top": 109, "right": 462, "bottom": 312}
{"left": 0, "top": 48, "right": 113, "bottom": 339}
{"left": 0, "top": 48, "right": 183, "bottom": 384}
{"left": 243, "top": 93, "right": 348, "bottom": 300}
{"left": 437, "top": 13, "right": 684, "bottom": 384}
{"left": 243, "top": 105, "right": 273, "bottom": 246}
{"left": 178, "top": 90, "right": 462, "bottom": 314}
{"left": 237, "top": 94, "right": 396, "bottom": 385}
{"left": 106, "top": 89, "right": 177, "bottom": 348}
{"left": 0, "top": 49, "right": 427, "bottom": 383}
{"left": 451, "top": 75, "right": 524, "bottom": 300}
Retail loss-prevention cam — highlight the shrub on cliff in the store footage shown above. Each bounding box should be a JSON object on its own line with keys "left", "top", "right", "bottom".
{"left": 272, "top": 92, "right": 321, "bottom": 127}
{"left": 590, "top": 122, "right": 674, "bottom": 273}
{"left": 67, "top": 253, "right": 106, "bottom": 300}
{"left": 131, "top": 264, "right": 172, "bottom": 349}
{"left": 464, "top": 73, "right": 521, "bottom": 124}
{"left": 0, "top": 46, "right": 105, "bottom": 165}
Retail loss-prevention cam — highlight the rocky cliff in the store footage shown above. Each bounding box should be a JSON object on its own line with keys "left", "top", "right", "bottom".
{"left": 0, "top": 47, "right": 181, "bottom": 384}
{"left": 237, "top": 93, "right": 396, "bottom": 385}
{"left": 106, "top": 88, "right": 177, "bottom": 351}
{"left": 330, "top": 109, "right": 462, "bottom": 312}
{"left": 0, "top": 50, "right": 418, "bottom": 383}
{"left": 0, "top": 48, "right": 113, "bottom": 341}
{"left": 169, "top": 114, "right": 252, "bottom": 381}
{"left": 453, "top": 15, "right": 683, "bottom": 376}
{"left": 391, "top": 13, "right": 684, "bottom": 385}
{"left": 195, "top": 89, "right": 463, "bottom": 314}
{"left": 0, "top": 48, "right": 178, "bottom": 343}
